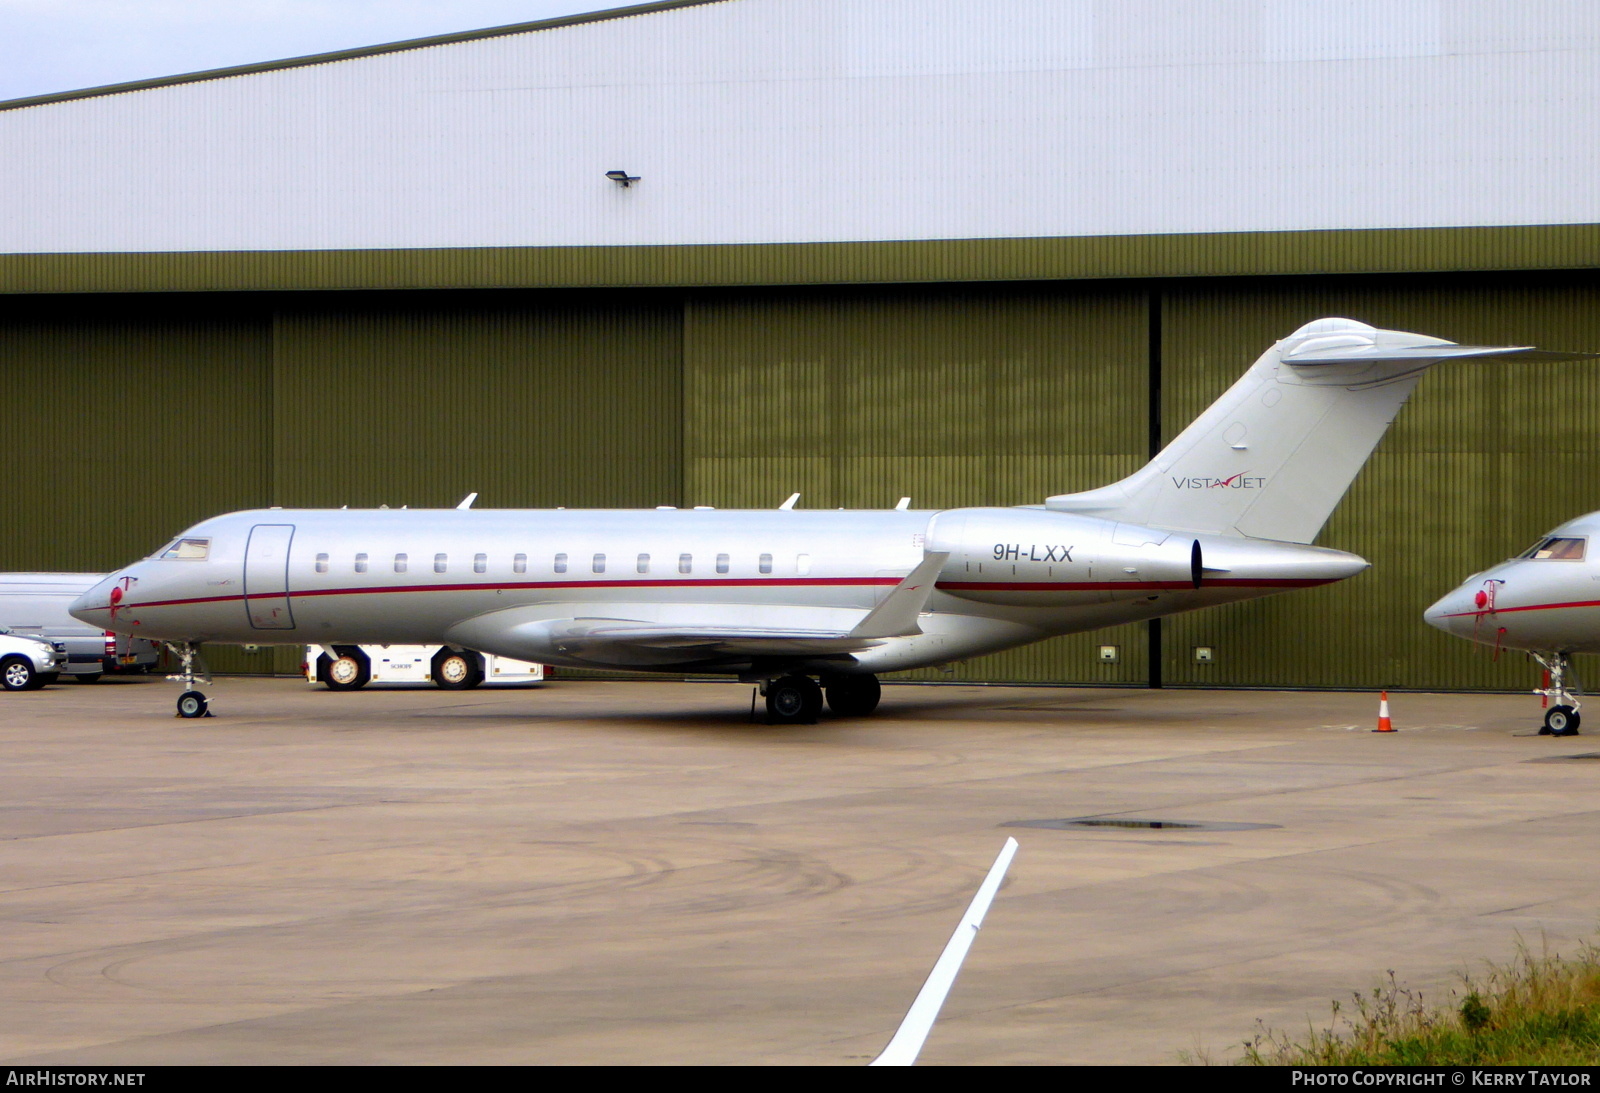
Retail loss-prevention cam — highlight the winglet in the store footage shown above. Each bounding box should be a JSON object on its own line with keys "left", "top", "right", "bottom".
{"left": 779, "top": 492, "right": 801, "bottom": 510}
{"left": 457, "top": 493, "right": 478, "bottom": 510}
{"left": 850, "top": 551, "right": 950, "bottom": 639}
{"left": 870, "top": 837, "right": 1019, "bottom": 1067}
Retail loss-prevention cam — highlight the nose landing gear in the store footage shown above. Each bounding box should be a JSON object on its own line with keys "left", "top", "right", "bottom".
{"left": 1532, "top": 652, "right": 1581, "bottom": 736}
{"left": 165, "top": 642, "right": 213, "bottom": 719}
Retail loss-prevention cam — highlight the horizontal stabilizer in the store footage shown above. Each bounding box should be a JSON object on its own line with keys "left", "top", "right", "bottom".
{"left": 1284, "top": 343, "right": 1594, "bottom": 366}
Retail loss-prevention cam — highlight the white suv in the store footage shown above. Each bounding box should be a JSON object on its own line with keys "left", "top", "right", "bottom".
{"left": 0, "top": 631, "right": 67, "bottom": 691}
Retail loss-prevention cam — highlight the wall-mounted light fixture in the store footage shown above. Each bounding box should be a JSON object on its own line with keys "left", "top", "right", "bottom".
{"left": 606, "top": 170, "right": 640, "bottom": 188}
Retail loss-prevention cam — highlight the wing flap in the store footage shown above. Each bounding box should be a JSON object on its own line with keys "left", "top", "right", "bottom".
{"left": 549, "top": 619, "right": 886, "bottom": 656}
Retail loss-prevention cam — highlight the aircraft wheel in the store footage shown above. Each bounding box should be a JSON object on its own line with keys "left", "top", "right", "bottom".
{"left": 176, "top": 690, "right": 209, "bottom": 718}
{"left": 77, "top": 672, "right": 102, "bottom": 684}
{"left": 433, "top": 648, "right": 484, "bottom": 690}
{"left": 765, "top": 675, "right": 821, "bottom": 724}
{"left": 1544, "top": 705, "right": 1581, "bottom": 737}
{"left": 1, "top": 656, "right": 37, "bottom": 691}
{"left": 36, "top": 673, "right": 59, "bottom": 687}
{"left": 824, "top": 673, "right": 881, "bottom": 717}
{"left": 323, "top": 647, "right": 371, "bottom": 691}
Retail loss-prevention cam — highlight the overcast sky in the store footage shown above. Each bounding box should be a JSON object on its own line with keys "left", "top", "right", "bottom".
{"left": 0, "top": 1, "right": 627, "bottom": 102}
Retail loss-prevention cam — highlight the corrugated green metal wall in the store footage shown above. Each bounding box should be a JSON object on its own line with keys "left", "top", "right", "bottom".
{"left": 684, "top": 287, "right": 1151, "bottom": 684}
{"left": 270, "top": 299, "right": 682, "bottom": 509}
{"left": 2, "top": 276, "right": 1597, "bottom": 689}
{"left": 0, "top": 301, "right": 272, "bottom": 568}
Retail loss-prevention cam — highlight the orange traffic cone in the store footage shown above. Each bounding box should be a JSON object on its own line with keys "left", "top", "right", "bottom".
{"left": 1373, "top": 690, "right": 1396, "bottom": 733}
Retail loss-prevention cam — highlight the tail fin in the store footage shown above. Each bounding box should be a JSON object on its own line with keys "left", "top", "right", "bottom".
{"left": 1046, "top": 318, "right": 1577, "bottom": 544}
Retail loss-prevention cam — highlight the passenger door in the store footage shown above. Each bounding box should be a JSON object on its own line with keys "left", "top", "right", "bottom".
{"left": 244, "top": 524, "right": 297, "bottom": 630}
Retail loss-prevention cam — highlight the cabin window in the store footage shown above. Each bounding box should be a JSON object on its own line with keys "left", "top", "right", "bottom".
{"left": 593, "top": 553, "right": 606, "bottom": 573}
{"left": 355, "top": 553, "right": 368, "bottom": 573}
{"left": 637, "top": 553, "right": 650, "bottom": 574}
{"left": 1526, "top": 537, "right": 1587, "bottom": 561}
{"left": 513, "top": 553, "right": 527, "bottom": 574}
{"left": 554, "top": 553, "right": 568, "bottom": 573}
{"left": 796, "top": 553, "right": 812, "bottom": 575}
{"left": 394, "top": 553, "right": 408, "bottom": 573}
{"left": 679, "top": 553, "right": 692, "bottom": 574}
{"left": 716, "top": 553, "right": 730, "bottom": 574}
{"left": 759, "top": 553, "right": 773, "bottom": 574}
{"left": 434, "top": 553, "right": 449, "bottom": 573}
{"left": 474, "top": 553, "right": 487, "bottom": 574}
{"left": 314, "top": 553, "right": 329, "bottom": 574}
{"left": 159, "top": 538, "right": 210, "bottom": 561}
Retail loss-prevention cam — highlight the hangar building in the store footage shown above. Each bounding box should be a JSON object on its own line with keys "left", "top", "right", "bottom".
{"left": 2, "top": 0, "right": 1597, "bottom": 686}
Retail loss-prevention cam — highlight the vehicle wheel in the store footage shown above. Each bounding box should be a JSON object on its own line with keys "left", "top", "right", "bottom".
{"left": 176, "top": 690, "right": 208, "bottom": 718}
{"left": 77, "top": 672, "right": 103, "bottom": 684}
{"left": 765, "top": 675, "right": 822, "bottom": 724}
{"left": 323, "top": 647, "right": 371, "bottom": 691}
{"left": 824, "top": 673, "right": 881, "bottom": 718}
{"left": 433, "top": 648, "right": 484, "bottom": 690}
{"left": 1, "top": 656, "right": 36, "bottom": 691}
{"left": 1544, "top": 705, "right": 1581, "bottom": 737}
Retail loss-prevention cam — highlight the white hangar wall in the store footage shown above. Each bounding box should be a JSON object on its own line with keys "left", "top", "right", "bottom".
{"left": 1, "top": 0, "right": 1598, "bottom": 255}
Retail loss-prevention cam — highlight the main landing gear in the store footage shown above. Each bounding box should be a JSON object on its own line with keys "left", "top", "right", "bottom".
{"left": 166, "top": 642, "right": 213, "bottom": 719}
{"left": 758, "top": 673, "right": 882, "bottom": 725}
{"left": 1532, "top": 651, "right": 1582, "bottom": 737}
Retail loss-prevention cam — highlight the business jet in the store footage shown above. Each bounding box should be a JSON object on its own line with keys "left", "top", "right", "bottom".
{"left": 1425, "top": 512, "right": 1600, "bottom": 736}
{"left": 70, "top": 318, "right": 1587, "bottom": 723}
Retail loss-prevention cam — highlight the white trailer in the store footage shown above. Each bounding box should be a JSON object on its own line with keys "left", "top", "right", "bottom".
{"left": 304, "top": 644, "right": 542, "bottom": 690}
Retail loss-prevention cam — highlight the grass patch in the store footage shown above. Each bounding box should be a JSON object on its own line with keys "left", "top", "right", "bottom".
{"left": 1228, "top": 937, "right": 1600, "bottom": 1065}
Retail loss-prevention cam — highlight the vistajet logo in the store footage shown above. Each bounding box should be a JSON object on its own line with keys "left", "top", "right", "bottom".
{"left": 1171, "top": 472, "right": 1266, "bottom": 490}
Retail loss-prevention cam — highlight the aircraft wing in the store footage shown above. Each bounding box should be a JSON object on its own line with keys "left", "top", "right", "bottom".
{"left": 443, "top": 551, "right": 950, "bottom": 665}
{"left": 535, "top": 618, "right": 888, "bottom": 657}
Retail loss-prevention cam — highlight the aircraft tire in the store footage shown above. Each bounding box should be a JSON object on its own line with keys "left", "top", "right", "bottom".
{"left": 76, "top": 672, "right": 102, "bottom": 684}
{"left": 1, "top": 656, "right": 37, "bottom": 691}
{"left": 323, "top": 647, "right": 371, "bottom": 691}
{"left": 824, "top": 673, "right": 881, "bottom": 717}
{"left": 1545, "top": 705, "right": 1581, "bottom": 736}
{"left": 433, "top": 648, "right": 484, "bottom": 690}
{"left": 766, "top": 675, "right": 822, "bottom": 724}
{"left": 176, "top": 690, "right": 208, "bottom": 718}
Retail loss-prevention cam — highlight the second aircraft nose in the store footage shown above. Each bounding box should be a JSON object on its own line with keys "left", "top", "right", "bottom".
{"left": 68, "top": 574, "right": 118, "bottom": 628}
{"left": 1423, "top": 583, "right": 1479, "bottom": 639}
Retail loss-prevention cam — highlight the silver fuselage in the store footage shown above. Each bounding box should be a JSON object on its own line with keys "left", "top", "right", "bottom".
{"left": 71, "top": 506, "right": 1366, "bottom": 676}
{"left": 1425, "top": 511, "right": 1600, "bottom": 655}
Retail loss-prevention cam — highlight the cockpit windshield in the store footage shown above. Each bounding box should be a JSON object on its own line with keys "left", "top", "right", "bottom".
{"left": 153, "top": 537, "right": 211, "bottom": 560}
{"left": 1519, "top": 536, "right": 1586, "bottom": 561}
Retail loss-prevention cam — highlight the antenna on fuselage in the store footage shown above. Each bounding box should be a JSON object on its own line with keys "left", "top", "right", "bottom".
{"left": 457, "top": 493, "right": 478, "bottom": 510}
{"left": 895, "top": 497, "right": 911, "bottom": 510}
{"left": 779, "top": 493, "right": 800, "bottom": 510}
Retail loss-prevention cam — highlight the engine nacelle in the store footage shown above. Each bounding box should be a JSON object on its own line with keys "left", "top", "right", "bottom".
{"left": 928, "top": 508, "right": 1197, "bottom": 606}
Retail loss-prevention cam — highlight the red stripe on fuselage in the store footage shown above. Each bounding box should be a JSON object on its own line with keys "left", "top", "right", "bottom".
{"left": 1438, "top": 599, "right": 1600, "bottom": 620}
{"left": 79, "top": 574, "right": 1339, "bottom": 616}
{"left": 82, "top": 575, "right": 905, "bottom": 613}
{"left": 937, "top": 578, "right": 1336, "bottom": 592}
